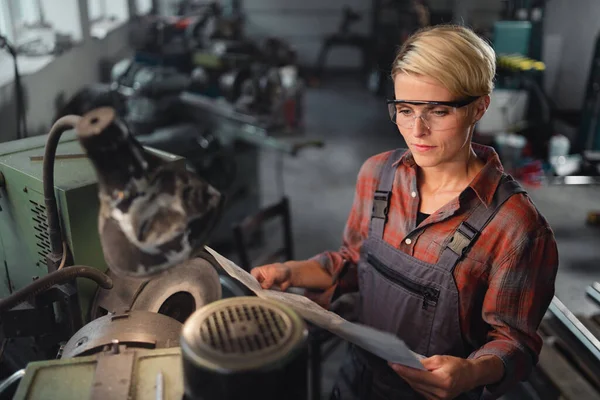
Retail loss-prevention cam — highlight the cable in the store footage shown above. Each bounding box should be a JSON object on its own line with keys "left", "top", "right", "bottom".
{"left": 42, "top": 115, "right": 81, "bottom": 267}
{"left": 521, "top": 74, "right": 552, "bottom": 125}
{"left": 276, "top": 151, "right": 285, "bottom": 199}
{"left": 57, "top": 242, "right": 67, "bottom": 270}
{"left": 0, "top": 339, "right": 7, "bottom": 364}
{"left": 0, "top": 34, "right": 27, "bottom": 139}
{"left": 0, "top": 266, "right": 113, "bottom": 313}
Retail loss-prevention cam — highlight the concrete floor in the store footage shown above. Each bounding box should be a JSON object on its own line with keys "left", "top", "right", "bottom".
{"left": 256, "top": 76, "right": 600, "bottom": 398}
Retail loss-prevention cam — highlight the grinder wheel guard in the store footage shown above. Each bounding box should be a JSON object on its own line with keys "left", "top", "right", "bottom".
{"left": 75, "top": 107, "right": 225, "bottom": 277}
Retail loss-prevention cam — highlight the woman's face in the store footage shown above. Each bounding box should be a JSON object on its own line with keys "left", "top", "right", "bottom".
{"left": 392, "top": 73, "right": 489, "bottom": 168}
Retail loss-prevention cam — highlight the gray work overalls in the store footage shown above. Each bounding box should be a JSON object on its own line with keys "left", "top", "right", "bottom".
{"left": 330, "top": 149, "right": 525, "bottom": 400}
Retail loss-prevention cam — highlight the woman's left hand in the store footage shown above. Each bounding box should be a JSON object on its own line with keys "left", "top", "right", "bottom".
{"left": 388, "top": 355, "right": 476, "bottom": 400}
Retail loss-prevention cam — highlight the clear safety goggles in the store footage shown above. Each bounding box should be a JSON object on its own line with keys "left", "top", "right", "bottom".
{"left": 387, "top": 97, "right": 479, "bottom": 131}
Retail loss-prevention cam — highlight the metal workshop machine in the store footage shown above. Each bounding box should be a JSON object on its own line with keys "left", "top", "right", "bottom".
{"left": 0, "top": 108, "right": 311, "bottom": 400}
{"left": 0, "top": 132, "right": 108, "bottom": 303}
{"left": 0, "top": 131, "right": 201, "bottom": 363}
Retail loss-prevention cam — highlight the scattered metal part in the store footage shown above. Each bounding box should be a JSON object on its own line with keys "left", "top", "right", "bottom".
{"left": 548, "top": 296, "right": 600, "bottom": 363}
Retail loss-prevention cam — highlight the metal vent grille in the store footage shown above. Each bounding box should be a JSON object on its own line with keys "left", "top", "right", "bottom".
{"left": 198, "top": 302, "right": 292, "bottom": 355}
{"left": 30, "top": 200, "right": 50, "bottom": 266}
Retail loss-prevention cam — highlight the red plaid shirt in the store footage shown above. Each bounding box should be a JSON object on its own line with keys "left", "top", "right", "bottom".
{"left": 311, "top": 143, "right": 558, "bottom": 395}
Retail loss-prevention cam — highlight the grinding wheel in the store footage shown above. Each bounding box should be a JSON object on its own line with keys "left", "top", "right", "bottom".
{"left": 131, "top": 257, "right": 222, "bottom": 323}
{"left": 91, "top": 257, "right": 222, "bottom": 323}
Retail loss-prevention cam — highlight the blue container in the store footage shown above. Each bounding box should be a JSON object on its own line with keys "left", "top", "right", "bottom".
{"left": 493, "top": 21, "right": 532, "bottom": 57}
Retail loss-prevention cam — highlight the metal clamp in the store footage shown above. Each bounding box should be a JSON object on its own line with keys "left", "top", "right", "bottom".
{"left": 372, "top": 191, "right": 390, "bottom": 220}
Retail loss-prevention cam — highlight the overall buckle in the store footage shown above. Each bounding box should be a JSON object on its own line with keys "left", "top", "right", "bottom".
{"left": 372, "top": 191, "right": 390, "bottom": 220}
{"left": 448, "top": 221, "right": 479, "bottom": 256}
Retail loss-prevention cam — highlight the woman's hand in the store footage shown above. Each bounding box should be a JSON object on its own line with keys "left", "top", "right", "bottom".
{"left": 251, "top": 260, "right": 334, "bottom": 291}
{"left": 389, "top": 354, "right": 504, "bottom": 400}
{"left": 388, "top": 355, "right": 476, "bottom": 400}
{"left": 251, "top": 263, "right": 293, "bottom": 291}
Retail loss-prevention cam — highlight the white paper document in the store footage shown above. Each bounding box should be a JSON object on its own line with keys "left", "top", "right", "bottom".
{"left": 205, "top": 246, "right": 425, "bottom": 370}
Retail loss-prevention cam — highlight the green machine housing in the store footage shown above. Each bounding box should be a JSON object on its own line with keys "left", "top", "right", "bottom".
{"left": 0, "top": 132, "right": 184, "bottom": 318}
{"left": 12, "top": 348, "right": 184, "bottom": 400}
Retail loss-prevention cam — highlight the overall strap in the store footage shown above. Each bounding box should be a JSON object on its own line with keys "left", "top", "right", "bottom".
{"left": 369, "top": 148, "right": 407, "bottom": 239}
{"left": 437, "top": 175, "right": 527, "bottom": 269}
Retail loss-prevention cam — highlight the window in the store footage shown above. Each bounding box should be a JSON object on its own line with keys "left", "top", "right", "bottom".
{"left": 0, "top": 1, "right": 11, "bottom": 42}
{"left": 0, "top": 1, "right": 12, "bottom": 71}
{"left": 88, "top": 0, "right": 129, "bottom": 39}
{"left": 1, "top": 0, "right": 82, "bottom": 55}
{"left": 136, "top": 0, "right": 153, "bottom": 16}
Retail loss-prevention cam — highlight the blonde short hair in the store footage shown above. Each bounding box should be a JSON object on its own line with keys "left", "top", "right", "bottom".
{"left": 391, "top": 25, "right": 496, "bottom": 98}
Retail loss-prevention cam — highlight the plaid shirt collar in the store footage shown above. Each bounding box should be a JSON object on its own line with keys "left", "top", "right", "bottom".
{"left": 395, "top": 143, "right": 505, "bottom": 208}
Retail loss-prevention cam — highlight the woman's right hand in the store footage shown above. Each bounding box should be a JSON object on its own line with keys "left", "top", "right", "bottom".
{"left": 251, "top": 263, "right": 293, "bottom": 291}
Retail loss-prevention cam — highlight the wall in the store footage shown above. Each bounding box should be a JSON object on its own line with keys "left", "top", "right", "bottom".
{"left": 243, "top": 0, "right": 371, "bottom": 69}
{"left": 544, "top": 0, "right": 600, "bottom": 110}
{"left": 242, "top": 0, "right": 456, "bottom": 69}
{"left": 452, "top": 0, "right": 502, "bottom": 30}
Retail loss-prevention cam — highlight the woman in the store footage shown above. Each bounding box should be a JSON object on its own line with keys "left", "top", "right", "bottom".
{"left": 251, "top": 25, "right": 558, "bottom": 400}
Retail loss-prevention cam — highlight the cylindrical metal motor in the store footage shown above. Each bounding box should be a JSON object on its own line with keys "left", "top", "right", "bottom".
{"left": 181, "top": 296, "right": 308, "bottom": 400}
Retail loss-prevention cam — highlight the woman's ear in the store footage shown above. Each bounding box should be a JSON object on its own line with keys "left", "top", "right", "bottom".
{"left": 473, "top": 95, "right": 491, "bottom": 122}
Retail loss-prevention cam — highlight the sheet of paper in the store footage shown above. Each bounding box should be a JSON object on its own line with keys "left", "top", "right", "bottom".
{"left": 258, "top": 289, "right": 346, "bottom": 328}
{"left": 332, "top": 321, "right": 425, "bottom": 370}
{"left": 204, "top": 246, "right": 424, "bottom": 370}
{"left": 205, "top": 246, "right": 263, "bottom": 293}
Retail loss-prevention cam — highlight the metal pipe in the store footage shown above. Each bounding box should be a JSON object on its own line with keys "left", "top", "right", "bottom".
{"left": 0, "top": 266, "right": 113, "bottom": 312}
{"left": 586, "top": 282, "right": 600, "bottom": 307}
{"left": 548, "top": 296, "right": 600, "bottom": 363}
{"left": 43, "top": 115, "right": 82, "bottom": 260}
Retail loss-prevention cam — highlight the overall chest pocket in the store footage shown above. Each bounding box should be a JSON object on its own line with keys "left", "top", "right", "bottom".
{"left": 359, "top": 253, "right": 440, "bottom": 356}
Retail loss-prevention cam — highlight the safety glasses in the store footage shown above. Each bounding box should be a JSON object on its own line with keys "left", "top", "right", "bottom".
{"left": 387, "top": 97, "right": 479, "bottom": 131}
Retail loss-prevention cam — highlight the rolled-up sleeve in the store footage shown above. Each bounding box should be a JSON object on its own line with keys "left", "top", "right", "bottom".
{"left": 469, "top": 227, "right": 558, "bottom": 397}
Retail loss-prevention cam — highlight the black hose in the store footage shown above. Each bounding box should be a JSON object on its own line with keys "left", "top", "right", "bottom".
{"left": 43, "top": 115, "right": 81, "bottom": 258}
{"left": 0, "top": 266, "right": 113, "bottom": 313}
{"left": 13, "top": 50, "right": 27, "bottom": 139}
{"left": 0, "top": 35, "right": 27, "bottom": 139}
{"left": 521, "top": 74, "right": 552, "bottom": 125}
